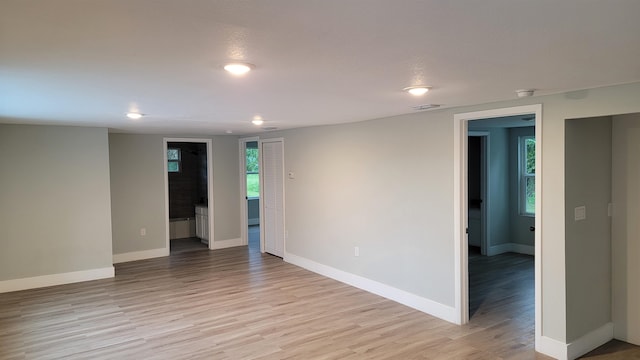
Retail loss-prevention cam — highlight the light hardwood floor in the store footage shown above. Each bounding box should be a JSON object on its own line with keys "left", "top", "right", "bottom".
{"left": 0, "top": 243, "right": 610, "bottom": 359}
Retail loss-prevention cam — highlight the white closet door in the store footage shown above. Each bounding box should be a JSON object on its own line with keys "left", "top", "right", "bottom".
{"left": 261, "top": 139, "right": 284, "bottom": 257}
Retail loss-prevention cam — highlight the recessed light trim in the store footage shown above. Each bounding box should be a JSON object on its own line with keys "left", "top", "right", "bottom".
{"left": 403, "top": 86, "right": 432, "bottom": 96}
{"left": 126, "top": 112, "right": 143, "bottom": 119}
{"left": 224, "top": 62, "right": 255, "bottom": 75}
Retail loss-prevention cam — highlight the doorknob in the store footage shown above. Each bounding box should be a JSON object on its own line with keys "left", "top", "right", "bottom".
{"left": 529, "top": 226, "right": 535, "bottom": 232}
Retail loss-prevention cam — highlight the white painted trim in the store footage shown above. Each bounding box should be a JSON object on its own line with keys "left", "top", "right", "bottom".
{"left": 534, "top": 322, "right": 614, "bottom": 360}
{"left": 486, "top": 243, "right": 535, "bottom": 256}
{"left": 284, "top": 252, "right": 458, "bottom": 324}
{"left": 454, "top": 105, "right": 544, "bottom": 351}
{"left": 537, "top": 336, "right": 569, "bottom": 360}
{"left": 567, "top": 322, "right": 614, "bottom": 360}
{"left": 113, "top": 248, "right": 169, "bottom": 263}
{"left": 0, "top": 267, "right": 115, "bottom": 293}
{"left": 211, "top": 237, "right": 244, "bottom": 250}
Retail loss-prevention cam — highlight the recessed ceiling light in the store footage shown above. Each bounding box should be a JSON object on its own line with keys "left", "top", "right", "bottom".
{"left": 403, "top": 86, "right": 432, "bottom": 96}
{"left": 224, "top": 62, "right": 254, "bottom": 75}
{"left": 225, "top": 130, "right": 233, "bottom": 134}
{"left": 252, "top": 115, "right": 264, "bottom": 126}
{"left": 126, "top": 112, "right": 143, "bottom": 120}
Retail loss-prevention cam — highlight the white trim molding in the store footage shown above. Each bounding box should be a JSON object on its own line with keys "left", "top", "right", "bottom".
{"left": 284, "top": 252, "right": 457, "bottom": 324}
{"left": 567, "top": 322, "right": 614, "bottom": 360}
{"left": 211, "top": 237, "right": 244, "bottom": 250}
{"left": 453, "top": 104, "right": 543, "bottom": 345}
{"left": 0, "top": 266, "right": 115, "bottom": 293}
{"left": 536, "top": 322, "right": 614, "bottom": 360}
{"left": 537, "top": 336, "right": 569, "bottom": 360}
{"left": 113, "top": 248, "right": 169, "bottom": 264}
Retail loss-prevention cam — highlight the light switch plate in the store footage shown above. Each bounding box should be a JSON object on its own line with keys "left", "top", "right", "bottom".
{"left": 574, "top": 206, "right": 586, "bottom": 221}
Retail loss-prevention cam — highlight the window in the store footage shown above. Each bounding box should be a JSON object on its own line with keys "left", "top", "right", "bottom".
{"left": 246, "top": 146, "right": 259, "bottom": 198}
{"left": 520, "top": 136, "right": 535, "bottom": 215}
{"left": 167, "top": 148, "right": 181, "bottom": 172}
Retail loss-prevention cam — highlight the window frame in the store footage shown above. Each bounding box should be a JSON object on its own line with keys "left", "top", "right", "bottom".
{"left": 519, "top": 136, "right": 535, "bottom": 216}
{"left": 167, "top": 148, "right": 181, "bottom": 173}
{"left": 245, "top": 146, "right": 260, "bottom": 199}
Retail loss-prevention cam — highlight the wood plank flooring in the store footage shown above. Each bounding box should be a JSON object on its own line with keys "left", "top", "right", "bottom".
{"left": 0, "top": 244, "right": 579, "bottom": 359}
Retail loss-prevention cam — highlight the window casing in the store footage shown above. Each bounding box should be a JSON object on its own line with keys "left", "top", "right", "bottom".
{"left": 520, "top": 136, "right": 535, "bottom": 215}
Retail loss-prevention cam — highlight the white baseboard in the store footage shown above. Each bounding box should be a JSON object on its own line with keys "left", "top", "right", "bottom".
{"left": 567, "top": 322, "right": 614, "bottom": 360}
{"left": 0, "top": 266, "right": 115, "bottom": 293}
{"left": 537, "top": 335, "right": 569, "bottom": 360}
{"left": 487, "top": 243, "right": 512, "bottom": 256}
{"left": 113, "top": 248, "right": 169, "bottom": 264}
{"left": 487, "top": 243, "right": 535, "bottom": 256}
{"left": 284, "top": 252, "right": 457, "bottom": 324}
{"left": 212, "top": 237, "right": 244, "bottom": 250}
{"left": 510, "top": 243, "right": 535, "bottom": 255}
{"left": 535, "top": 323, "right": 614, "bottom": 360}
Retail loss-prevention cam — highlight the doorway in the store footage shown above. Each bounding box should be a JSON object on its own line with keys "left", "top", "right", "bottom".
{"left": 467, "top": 132, "right": 488, "bottom": 256}
{"left": 454, "top": 105, "right": 542, "bottom": 345}
{"left": 240, "top": 137, "right": 261, "bottom": 253}
{"left": 164, "top": 138, "right": 214, "bottom": 252}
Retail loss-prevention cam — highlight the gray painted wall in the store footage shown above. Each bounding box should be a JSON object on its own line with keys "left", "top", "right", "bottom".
{"left": 109, "top": 134, "right": 167, "bottom": 254}
{"left": 0, "top": 124, "right": 113, "bottom": 280}
{"left": 211, "top": 136, "right": 241, "bottom": 241}
{"left": 564, "top": 116, "right": 612, "bottom": 342}
{"left": 509, "top": 126, "right": 536, "bottom": 246}
{"left": 255, "top": 81, "right": 640, "bottom": 343}
{"left": 109, "top": 134, "right": 240, "bottom": 255}
{"left": 612, "top": 113, "right": 640, "bottom": 344}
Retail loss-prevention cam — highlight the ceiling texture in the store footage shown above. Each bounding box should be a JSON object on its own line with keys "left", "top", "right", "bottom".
{"left": 1, "top": 0, "right": 640, "bottom": 135}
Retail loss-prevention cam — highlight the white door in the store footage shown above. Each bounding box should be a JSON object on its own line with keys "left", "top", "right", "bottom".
{"left": 260, "top": 139, "right": 284, "bottom": 257}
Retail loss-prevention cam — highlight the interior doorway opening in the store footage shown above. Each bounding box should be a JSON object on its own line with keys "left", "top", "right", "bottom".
{"left": 240, "top": 137, "right": 260, "bottom": 251}
{"left": 164, "top": 138, "right": 214, "bottom": 253}
{"left": 454, "top": 104, "right": 542, "bottom": 349}
{"left": 467, "top": 116, "right": 536, "bottom": 322}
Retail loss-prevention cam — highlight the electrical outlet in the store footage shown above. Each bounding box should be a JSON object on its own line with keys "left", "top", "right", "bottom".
{"left": 140, "top": 228, "right": 146, "bottom": 236}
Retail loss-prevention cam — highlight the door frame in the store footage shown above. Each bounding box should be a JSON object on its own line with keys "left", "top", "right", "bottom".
{"left": 163, "top": 138, "right": 214, "bottom": 250}
{"left": 239, "top": 136, "right": 259, "bottom": 247}
{"left": 259, "top": 137, "right": 285, "bottom": 256}
{"left": 453, "top": 104, "right": 542, "bottom": 343}
{"left": 467, "top": 131, "right": 489, "bottom": 255}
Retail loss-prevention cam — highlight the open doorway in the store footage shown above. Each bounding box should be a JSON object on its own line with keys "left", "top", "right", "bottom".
{"left": 164, "top": 138, "right": 213, "bottom": 254}
{"left": 467, "top": 116, "right": 536, "bottom": 326}
{"left": 454, "top": 105, "right": 542, "bottom": 348}
{"left": 240, "top": 137, "right": 261, "bottom": 253}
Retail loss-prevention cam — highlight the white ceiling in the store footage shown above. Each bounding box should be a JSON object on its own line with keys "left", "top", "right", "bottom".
{"left": 1, "top": 1, "right": 639, "bottom": 135}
